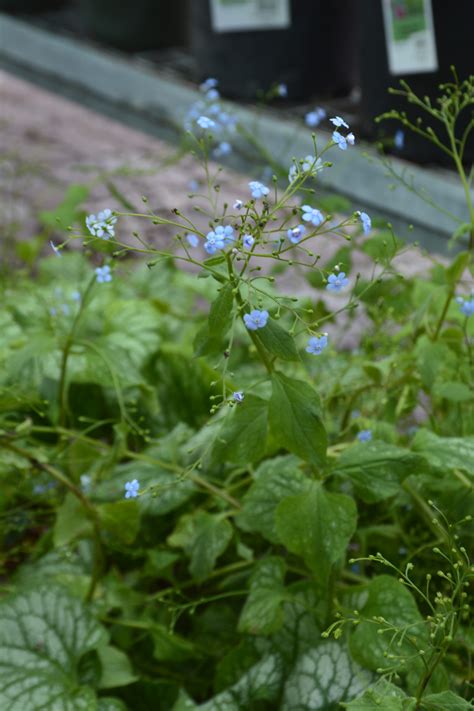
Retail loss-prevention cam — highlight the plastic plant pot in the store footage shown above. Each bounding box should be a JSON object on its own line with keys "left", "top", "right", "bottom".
{"left": 357, "top": 0, "right": 474, "bottom": 164}
{"left": 79, "top": 0, "right": 188, "bottom": 52}
{"left": 191, "top": 0, "right": 358, "bottom": 101}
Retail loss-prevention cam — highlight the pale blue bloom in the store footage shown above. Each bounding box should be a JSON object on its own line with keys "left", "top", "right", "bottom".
{"left": 301, "top": 205, "right": 324, "bottom": 227}
{"left": 61, "top": 304, "right": 70, "bottom": 316}
{"left": 188, "top": 179, "right": 200, "bottom": 192}
{"left": 456, "top": 294, "right": 474, "bottom": 317}
{"left": 330, "top": 116, "right": 349, "bottom": 129}
{"left": 357, "top": 211, "right": 372, "bottom": 235}
{"left": 305, "top": 107, "right": 326, "bottom": 127}
{"left": 243, "top": 234, "right": 254, "bottom": 249}
{"left": 71, "top": 291, "right": 81, "bottom": 302}
{"left": 249, "top": 181, "right": 270, "bottom": 199}
{"left": 124, "top": 479, "right": 140, "bottom": 499}
{"left": 213, "top": 141, "right": 232, "bottom": 158}
{"left": 244, "top": 309, "right": 269, "bottom": 330}
{"left": 50, "top": 241, "right": 61, "bottom": 257}
{"left": 277, "top": 83, "right": 287, "bottom": 97}
{"left": 200, "top": 77, "right": 218, "bottom": 92}
{"left": 288, "top": 155, "right": 323, "bottom": 183}
{"left": 233, "top": 199, "right": 243, "bottom": 210}
{"left": 95, "top": 265, "right": 112, "bottom": 283}
{"left": 204, "top": 225, "right": 234, "bottom": 254}
{"left": 86, "top": 208, "right": 117, "bottom": 239}
{"left": 347, "top": 132, "right": 355, "bottom": 146}
{"left": 197, "top": 116, "right": 215, "bottom": 130}
{"left": 326, "top": 272, "right": 349, "bottom": 292}
{"left": 80, "top": 474, "right": 91, "bottom": 493}
{"left": 394, "top": 129, "right": 405, "bottom": 149}
{"left": 208, "top": 102, "right": 222, "bottom": 116}
{"left": 332, "top": 131, "right": 348, "bottom": 150}
{"left": 186, "top": 233, "right": 199, "bottom": 248}
{"left": 287, "top": 224, "right": 306, "bottom": 244}
{"left": 357, "top": 429, "right": 372, "bottom": 442}
{"left": 306, "top": 334, "right": 328, "bottom": 355}
{"left": 233, "top": 391, "right": 245, "bottom": 402}
{"left": 206, "top": 88, "right": 220, "bottom": 101}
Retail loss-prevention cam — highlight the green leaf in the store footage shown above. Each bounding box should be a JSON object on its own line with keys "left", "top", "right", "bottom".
{"left": 414, "top": 336, "right": 457, "bottom": 389}
{"left": 257, "top": 319, "right": 299, "bottom": 361}
{"left": 152, "top": 625, "right": 196, "bottom": 662}
{"left": 97, "top": 501, "right": 140, "bottom": 545}
{"left": 421, "top": 691, "right": 473, "bottom": 710}
{"left": 433, "top": 381, "right": 473, "bottom": 403}
{"left": 350, "top": 576, "right": 426, "bottom": 672}
{"left": 0, "top": 586, "right": 108, "bottom": 710}
{"left": 54, "top": 493, "right": 93, "bottom": 547}
{"left": 167, "top": 511, "right": 232, "bottom": 581}
{"left": 412, "top": 429, "right": 474, "bottom": 478}
{"left": 238, "top": 557, "right": 286, "bottom": 636}
{"left": 275, "top": 482, "right": 357, "bottom": 585}
{"left": 211, "top": 394, "right": 268, "bottom": 465}
{"left": 281, "top": 641, "right": 372, "bottom": 710}
{"left": 445, "top": 251, "right": 470, "bottom": 286}
{"left": 269, "top": 372, "right": 327, "bottom": 468}
{"left": 333, "top": 441, "right": 424, "bottom": 503}
{"left": 208, "top": 283, "right": 234, "bottom": 340}
{"left": 236, "top": 455, "right": 311, "bottom": 543}
{"left": 39, "top": 183, "right": 89, "bottom": 229}
{"left": 342, "top": 680, "right": 414, "bottom": 710}
{"left": 97, "top": 699, "right": 128, "bottom": 711}
{"left": 97, "top": 645, "right": 137, "bottom": 689}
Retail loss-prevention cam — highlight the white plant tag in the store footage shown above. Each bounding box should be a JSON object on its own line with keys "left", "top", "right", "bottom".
{"left": 210, "top": 0, "right": 291, "bottom": 33}
{"left": 382, "top": 0, "right": 438, "bottom": 75}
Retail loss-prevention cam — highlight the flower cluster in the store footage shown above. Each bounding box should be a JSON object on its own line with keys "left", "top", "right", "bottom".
{"left": 330, "top": 116, "right": 355, "bottom": 151}
{"left": 86, "top": 208, "right": 117, "bottom": 239}
{"left": 184, "top": 78, "right": 237, "bottom": 158}
{"left": 288, "top": 155, "right": 323, "bottom": 184}
{"left": 249, "top": 181, "right": 270, "bottom": 200}
{"left": 305, "top": 107, "right": 326, "bottom": 128}
{"left": 204, "top": 225, "right": 234, "bottom": 255}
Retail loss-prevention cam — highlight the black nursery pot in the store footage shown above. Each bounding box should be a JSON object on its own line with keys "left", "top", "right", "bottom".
{"left": 191, "top": 0, "right": 358, "bottom": 101}
{"left": 0, "top": 0, "right": 62, "bottom": 11}
{"left": 357, "top": 0, "right": 474, "bottom": 165}
{"left": 79, "top": 0, "right": 188, "bottom": 52}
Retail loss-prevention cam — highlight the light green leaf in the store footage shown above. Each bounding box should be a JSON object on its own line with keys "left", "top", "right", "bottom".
{"left": 167, "top": 511, "right": 232, "bottom": 581}
{"left": 342, "top": 679, "right": 414, "bottom": 710}
{"left": 0, "top": 586, "right": 108, "bottom": 710}
{"left": 152, "top": 624, "right": 197, "bottom": 662}
{"left": 350, "top": 576, "right": 426, "bottom": 672}
{"left": 433, "top": 381, "right": 473, "bottom": 403}
{"left": 412, "top": 429, "right": 474, "bottom": 477}
{"left": 281, "top": 641, "right": 372, "bottom": 710}
{"left": 54, "top": 493, "right": 93, "bottom": 547}
{"left": 414, "top": 336, "right": 457, "bottom": 389}
{"left": 269, "top": 372, "right": 327, "bottom": 468}
{"left": 236, "top": 455, "right": 311, "bottom": 543}
{"left": 238, "top": 557, "right": 286, "bottom": 636}
{"left": 275, "top": 482, "right": 357, "bottom": 585}
{"left": 97, "top": 699, "right": 128, "bottom": 711}
{"left": 257, "top": 319, "right": 299, "bottom": 361}
{"left": 97, "top": 645, "right": 137, "bottom": 689}
{"left": 211, "top": 394, "right": 268, "bottom": 465}
{"left": 421, "top": 690, "right": 473, "bottom": 710}
{"left": 333, "top": 442, "right": 424, "bottom": 503}
{"left": 97, "top": 501, "right": 140, "bottom": 545}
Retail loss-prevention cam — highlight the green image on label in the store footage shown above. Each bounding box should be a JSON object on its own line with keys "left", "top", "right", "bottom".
{"left": 390, "top": 0, "right": 427, "bottom": 41}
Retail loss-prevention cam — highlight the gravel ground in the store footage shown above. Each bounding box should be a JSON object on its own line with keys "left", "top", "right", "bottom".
{"left": 0, "top": 69, "right": 437, "bottom": 348}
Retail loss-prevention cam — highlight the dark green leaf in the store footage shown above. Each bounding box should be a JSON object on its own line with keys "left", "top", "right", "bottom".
{"left": 208, "top": 283, "right": 234, "bottom": 340}
{"left": 238, "top": 557, "right": 286, "bottom": 636}
{"left": 257, "top": 319, "right": 299, "bottom": 361}
{"left": 211, "top": 394, "right": 268, "bottom": 465}
{"left": 167, "top": 511, "right": 232, "bottom": 581}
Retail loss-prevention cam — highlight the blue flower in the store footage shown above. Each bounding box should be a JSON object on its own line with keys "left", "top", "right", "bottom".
{"left": 50, "top": 241, "right": 61, "bottom": 257}
{"left": 186, "top": 233, "right": 199, "bottom": 248}
{"left": 301, "top": 205, "right": 324, "bottom": 227}
{"left": 197, "top": 116, "right": 216, "bottom": 129}
{"left": 233, "top": 391, "right": 245, "bottom": 402}
{"left": 357, "top": 429, "right": 372, "bottom": 442}
{"left": 277, "top": 83, "right": 288, "bottom": 97}
{"left": 326, "top": 272, "right": 349, "bottom": 292}
{"left": 213, "top": 141, "right": 232, "bottom": 158}
{"left": 244, "top": 309, "right": 269, "bottom": 330}
{"left": 243, "top": 234, "right": 254, "bottom": 249}
{"left": 188, "top": 179, "right": 200, "bottom": 192}
{"left": 347, "top": 133, "right": 355, "bottom": 146}
{"left": 330, "top": 116, "right": 349, "bottom": 129}
{"left": 357, "top": 211, "right": 371, "bottom": 235}
{"left": 206, "top": 88, "right": 220, "bottom": 101}
{"left": 394, "top": 129, "right": 405, "bottom": 149}
{"left": 233, "top": 199, "right": 243, "bottom": 210}
{"left": 249, "top": 181, "right": 270, "bottom": 199}
{"left": 288, "top": 155, "right": 323, "bottom": 183}
{"left": 305, "top": 107, "right": 326, "bottom": 127}
{"left": 306, "top": 334, "right": 328, "bottom": 355}
{"left": 71, "top": 291, "right": 81, "bottom": 302}
{"left": 204, "top": 225, "right": 234, "bottom": 254}
{"left": 124, "top": 479, "right": 140, "bottom": 499}
{"left": 86, "top": 208, "right": 117, "bottom": 239}
{"left": 332, "top": 131, "right": 348, "bottom": 151}
{"left": 456, "top": 294, "right": 474, "bottom": 317}
{"left": 95, "top": 265, "right": 112, "bottom": 283}
{"left": 287, "top": 224, "right": 306, "bottom": 244}
{"left": 80, "top": 474, "right": 91, "bottom": 493}
{"left": 200, "top": 77, "right": 218, "bottom": 92}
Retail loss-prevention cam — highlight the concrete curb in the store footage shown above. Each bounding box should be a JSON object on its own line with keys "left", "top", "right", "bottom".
{"left": 0, "top": 12, "right": 470, "bottom": 251}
